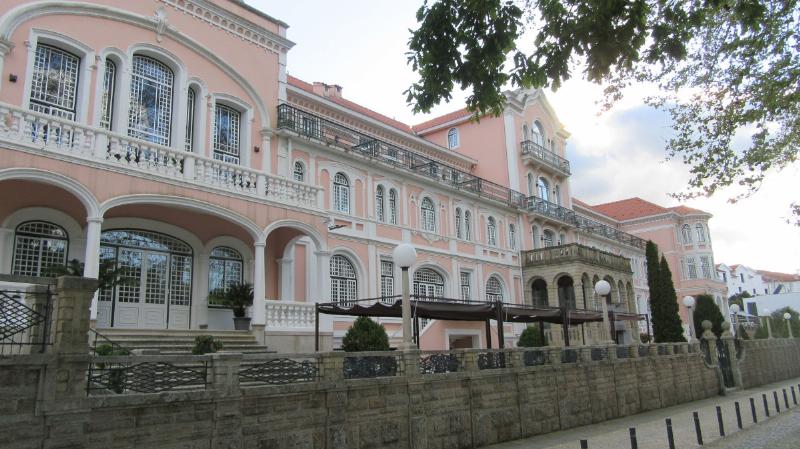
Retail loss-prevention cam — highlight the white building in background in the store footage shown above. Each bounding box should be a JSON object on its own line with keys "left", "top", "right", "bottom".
{"left": 717, "top": 264, "right": 768, "bottom": 297}
{"left": 758, "top": 270, "right": 800, "bottom": 295}
{"left": 743, "top": 292, "right": 800, "bottom": 318}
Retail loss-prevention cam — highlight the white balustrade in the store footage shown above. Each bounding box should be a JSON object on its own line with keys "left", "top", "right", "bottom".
{"left": 0, "top": 103, "right": 321, "bottom": 209}
{"left": 265, "top": 300, "right": 316, "bottom": 330}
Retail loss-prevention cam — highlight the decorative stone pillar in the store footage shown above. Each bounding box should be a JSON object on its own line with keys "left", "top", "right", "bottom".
{"left": 53, "top": 276, "right": 98, "bottom": 354}
{"left": 252, "top": 242, "right": 266, "bottom": 344}
{"left": 83, "top": 217, "right": 103, "bottom": 321}
{"left": 211, "top": 352, "right": 242, "bottom": 396}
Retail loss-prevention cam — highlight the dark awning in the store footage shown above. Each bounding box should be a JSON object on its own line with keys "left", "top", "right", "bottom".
{"left": 610, "top": 312, "right": 645, "bottom": 321}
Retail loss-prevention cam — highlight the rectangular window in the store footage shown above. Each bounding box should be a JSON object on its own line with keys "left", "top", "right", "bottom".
{"left": 460, "top": 271, "right": 471, "bottom": 302}
{"left": 185, "top": 87, "right": 195, "bottom": 151}
{"left": 380, "top": 260, "right": 394, "bottom": 302}
{"left": 687, "top": 258, "right": 697, "bottom": 279}
{"left": 213, "top": 104, "right": 241, "bottom": 164}
{"left": 455, "top": 209, "right": 463, "bottom": 239}
{"left": 700, "top": 256, "right": 710, "bottom": 278}
{"left": 100, "top": 60, "right": 116, "bottom": 130}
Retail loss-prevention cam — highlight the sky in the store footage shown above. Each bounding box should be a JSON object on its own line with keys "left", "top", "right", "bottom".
{"left": 253, "top": 1, "right": 799, "bottom": 274}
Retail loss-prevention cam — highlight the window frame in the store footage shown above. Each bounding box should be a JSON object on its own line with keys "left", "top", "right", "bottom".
{"left": 388, "top": 188, "right": 398, "bottom": 224}
{"left": 420, "top": 197, "right": 436, "bottom": 233}
{"left": 447, "top": 128, "right": 459, "bottom": 149}
{"left": 380, "top": 259, "right": 394, "bottom": 302}
{"left": 28, "top": 43, "right": 82, "bottom": 121}
{"left": 485, "top": 276, "right": 504, "bottom": 303}
{"left": 212, "top": 102, "right": 242, "bottom": 164}
{"left": 127, "top": 54, "right": 175, "bottom": 147}
{"left": 12, "top": 220, "right": 69, "bottom": 277}
{"left": 207, "top": 246, "right": 244, "bottom": 306}
{"left": 330, "top": 254, "right": 358, "bottom": 306}
{"left": 375, "top": 185, "right": 385, "bottom": 222}
{"left": 487, "top": 216, "right": 497, "bottom": 246}
{"left": 293, "top": 160, "right": 306, "bottom": 183}
{"left": 333, "top": 172, "right": 351, "bottom": 214}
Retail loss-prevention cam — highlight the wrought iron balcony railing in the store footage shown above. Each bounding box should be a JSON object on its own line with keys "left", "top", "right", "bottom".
{"left": 521, "top": 140, "right": 571, "bottom": 175}
{"left": 522, "top": 243, "right": 633, "bottom": 272}
{"left": 277, "top": 104, "right": 645, "bottom": 249}
{"left": 277, "top": 104, "right": 527, "bottom": 209}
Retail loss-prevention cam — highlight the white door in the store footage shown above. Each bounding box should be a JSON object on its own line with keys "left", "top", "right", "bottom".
{"left": 114, "top": 248, "right": 144, "bottom": 328}
{"left": 112, "top": 249, "right": 169, "bottom": 329}
{"left": 140, "top": 252, "right": 168, "bottom": 329}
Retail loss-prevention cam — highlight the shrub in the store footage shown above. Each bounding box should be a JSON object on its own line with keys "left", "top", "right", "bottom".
{"left": 94, "top": 343, "right": 131, "bottom": 356}
{"left": 693, "top": 294, "right": 725, "bottom": 338}
{"left": 217, "top": 283, "right": 254, "bottom": 318}
{"left": 639, "top": 333, "right": 652, "bottom": 344}
{"left": 517, "top": 326, "right": 548, "bottom": 347}
{"left": 341, "top": 317, "right": 390, "bottom": 352}
{"left": 192, "top": 335, "right": 224, "bottom": 355}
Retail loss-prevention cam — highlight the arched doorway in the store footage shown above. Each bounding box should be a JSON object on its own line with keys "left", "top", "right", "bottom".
{"left": 97, "top": 229, "right": 193, "bottom": 329}
{"left": 557, "top": 276, "right": 576, "bottom": 310}
{"left": 532, "top": 279, "right": 548, "bottom": 307}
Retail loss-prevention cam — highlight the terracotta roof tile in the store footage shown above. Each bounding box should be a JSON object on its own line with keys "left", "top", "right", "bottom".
{"left": 287, "top": 75, "right": 412, "bottom": 133}
{"left": 757, "top": 270, "right": 800, "bottom": 282}
{"left": 578, "top": 197, "right": 712, "bottom": 221}
{"left": 412, "top": 108, "right": 472, "bottom": 133}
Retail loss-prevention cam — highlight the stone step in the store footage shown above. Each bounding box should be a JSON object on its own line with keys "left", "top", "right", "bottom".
{"left": 90, "top": 328, "right": 269, "bottom": 354}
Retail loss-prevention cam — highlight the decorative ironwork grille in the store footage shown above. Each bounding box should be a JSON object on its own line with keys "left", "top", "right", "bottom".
{"left": 561, "top": 349, "right": 578, "bottom": 364}
{"left": 523, "top": 350, "right": 547, "bottom": 367}
{"left": 239, "top": 358, "right": 319, "bottom": 385}
{"left": 0, "top": 289, "right": 54, "bottom": 354}
{"left": 100, "top": 59, "right": 116, "bottom": 130}
{"left": 616, "top": 346, "right": 630, "bottom": 359}
{"left": 699, "top": 340, "right": 712, "bottom": 364}
{"left": 477, "top": 351, "right": 507, "bottom": 370}
{"left": 29, "top": 44, "right": 79, "bottom": 120}
{"left": 213, "top": 104, "right": 241, "bottom": 164}
{"left": 343, "top": 355, "right": 399, "bottom": 379}
{"left": 716, "top": 340, "right": 735, "bottom": 388}
{"left": 419, "top": 353, "right": 461, "bottom": 374}
{"left": 12, "top": 221, "right": 68, "bottom": 277}
{"left": 657, "top": 345, "right": 667, "bottom": 356}
{"left": 638, "top": 345, "right": 650, "bottom": 357}
{"left": 128, "top": 55, "right": 174, "bottom": 146}
{"left": 87, "top": 361, "right": 208, "bottom": 394}
{"left": 591, "top": 347, "right": 606, "bottom": 361}
{"left": 330, "top": 255, "right": 357, "bottom": 306}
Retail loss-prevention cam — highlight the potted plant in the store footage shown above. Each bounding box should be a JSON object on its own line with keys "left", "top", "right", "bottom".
{"left": 217, "top": 283, "right": 254, "bottom": 330}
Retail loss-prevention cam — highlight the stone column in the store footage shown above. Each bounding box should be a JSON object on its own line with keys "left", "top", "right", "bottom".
{"left": 83, "top": 217, "right": 103, "bottom": 321}
{"left": 252, "top": 242, "right": 266, "bottom": 344}
{"left": 721, "top": 323, "right": 743, "bottom": 388}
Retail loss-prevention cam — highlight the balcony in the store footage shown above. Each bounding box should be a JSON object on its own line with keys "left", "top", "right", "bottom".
{"left": 521, "top": 140, "right": 571, "bottom": 175}
{"left": 0, "top": 103, "right": 321, "bottom": 210}
{"left": 523, "top": 243, "right": 633, "bottom": 273}
{"left": 277, "top": 104, "right": 528, "bottom": 209}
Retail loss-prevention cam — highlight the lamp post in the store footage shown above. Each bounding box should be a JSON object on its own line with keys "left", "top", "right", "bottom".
{"left": 392, "top": 243, "right": 417, "bottom": 350}
{"left": 594, "top": 280, "right": 612, "bottom": 343}
{"left": 730, "top": 303, "right": 740, "bottom": 337}
{"left": 784, "top": 312, "right": 793, "bottom": 339}
{"left": 683, "top": 296, "right": 696, "bottom": 342}
{"left": 764, "top": 308, "right": 773, "bottom": 339}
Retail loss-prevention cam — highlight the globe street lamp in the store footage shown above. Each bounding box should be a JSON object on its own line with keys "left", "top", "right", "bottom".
{"left": 784, "top": 312, "right": 793, "bottom": 339}
{"left": 730, "top": 303, "right": 741, "bottom": 337}
{"left": 683, "top": 296, "right": 696, "bottom": 342}
{"left": 763, "top": 308, "right": 773, "bottom": 339}
{"left": 392, "top": 243, "right": 417, "bottom": 350}
{"left": 594, "top": 280, "right": 613, "bottom": 343}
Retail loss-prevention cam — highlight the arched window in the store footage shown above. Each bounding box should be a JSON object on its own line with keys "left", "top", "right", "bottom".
{"left": 531, "top": 279, "right": 548, "bottom": 307}
{"left": 532, "top": 121, "right": 545, "bottom": 146}
{"left": 522, "top": 124, "right": 529, "bottom": 141}
{"left": 464, "top": 210, "right": 472, "bottom": 241}
{"left": 532, "top": 225, "right": 540, "bottom": 249}
{"left": 527, "top": 173, "right": 534, "bottom": 196}
{"left": 537, "top": 177, "right": 550, "bottom": 201}
{"left": 100, "top": 59, "right": 116, "bottom": 130}
{"left": 681, "top": 224, "right": 692, "bottom": 244}
{"left": 293, "top": 161, "right": 305, "bottom": 182}
{"left": 388, "top": 189, "right": 398, "bottom": 224}
{"left": 375, "top": 185, "right": 385, "bottom": 222}
{"left": 208, "top": 247, "right": 243, "bottom": 306}
{"left": 12, "top": 221, "right": 69, "bottom": 277}
{"left": 557, "top": 276, "right": 576, "bottom": 310}
{"left": 487, "top": 217, "right": 497, "bottom": 246}
{"left": 333, "top": 173, "right": 350, "bottom": 213}
{"left": 508, "top": 224, "right": 516, "bottom": 250}
{"left": 695, "top": 224, "right": 706, "bottom": 242}
{"left": 455, "top": 207, "right": 463, "bottom": 239}
{"left": 29, "top": 44, "right": 80, "bottom": 120}
{"left": 185, "top": 86, "right": 196, "bottom": 151}
{"left": 543, "top": 229, "right": 555, "bottom": 247}
{"left": 330, "top": 255, "right": 357, "bottom": 306}
{"left": 128, "top": 55, "right": 174, "bottom": 146}
{"left": 485, "top": 276, "right": 504, "bottom": 302}
{"left": 413, "top": 268, "right": 445, "bottom": 298}
{"left": 213, "top": 103, "right": 241, "bottom": 164}
{"left": 421, "top": 197, "right": 436, "bottom": 232}
{"left": 559, "top": 233, "right": 566, "bottom": 245}
{"left": 447, "top": 128, "right": 459, "bottom": 149}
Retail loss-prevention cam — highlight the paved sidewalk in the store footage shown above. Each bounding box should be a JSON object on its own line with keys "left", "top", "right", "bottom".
{"left": 704, "top": 408, "right": 800, "bottom": 449}
{"left": 488, "top": 377, "right": 800, "bottom": 449}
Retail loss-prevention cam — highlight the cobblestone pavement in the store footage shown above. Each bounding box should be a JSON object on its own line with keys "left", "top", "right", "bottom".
{"left": 488, "top": 377, "right": 800, "bottom": 449}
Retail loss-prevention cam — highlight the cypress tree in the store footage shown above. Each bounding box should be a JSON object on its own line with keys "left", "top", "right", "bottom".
{"left": 644, "top": 241, "right": 663, "bottom": 341}
{"left": 655, "top": 255, "right": 686, "bottom": 342}
{"left": 693, "top": 294, "right": 725, "bottom": 338}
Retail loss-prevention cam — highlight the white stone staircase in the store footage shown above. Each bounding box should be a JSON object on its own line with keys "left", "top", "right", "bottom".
{"left": 91, "top": 329, "right": 270, "bottom": 354}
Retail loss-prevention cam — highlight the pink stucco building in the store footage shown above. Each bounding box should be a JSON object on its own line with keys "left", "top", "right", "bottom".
{"left": 0, "top": 1, "right": 668, "bottom": 351}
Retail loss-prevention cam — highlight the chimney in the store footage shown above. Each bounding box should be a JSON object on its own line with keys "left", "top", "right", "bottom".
{"left": 312, "top": 82, "right": 343, "bottom": 99}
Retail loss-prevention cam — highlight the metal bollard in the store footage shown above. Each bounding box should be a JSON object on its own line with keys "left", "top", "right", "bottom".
{"left": 750, "top": 397, "right": 758, "bottom": 423}
{"left": 716, "top": 405, "right": 725, "bottom": 437}
{"left": 792, "top": 386, "right": 798, "bottom": 406}
{"left": 629, "top": 427, "right": 638, "bottom": 449}
{"left": 735, "top": 401, "right": 743, "bottom": 429}
{"left": 783, "top": 389, "right": 790, "bottom": 409}
{"left": 774, "top": 391, "right": 781, "bottom": 413}
{"left": 580, "top": 440, "right": 588, "bottom": 449}
{"left": 693, "top": 411, "right": 704, "bottom": 445}
{"left": 763, "top": 393, "right": 770, "bottom": 417}
{"left": 666, "top": 418, "right": 676, "bottom": 449}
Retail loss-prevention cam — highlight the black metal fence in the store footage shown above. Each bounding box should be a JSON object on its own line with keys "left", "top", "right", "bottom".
{"left": 343, "top": 354, "right": 400, "bottom": 379}
{"left": 419, "top": 352, "right": 463, "bottom": 374}
{"left": 239, "top": 357, "right": 319, "bottom": 385}
{"left": 87, "top": 358, "right": 209, "bottom": 394}
{"left": 0, "top": 288, "right": 55, "bottom": 355}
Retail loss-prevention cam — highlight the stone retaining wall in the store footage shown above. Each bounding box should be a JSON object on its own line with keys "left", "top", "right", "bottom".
{"left": 737, "top": 339, "right": 800, "bottom": 389}
{"left": 0, "top": 347, "right": 720, "bottom": 449}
